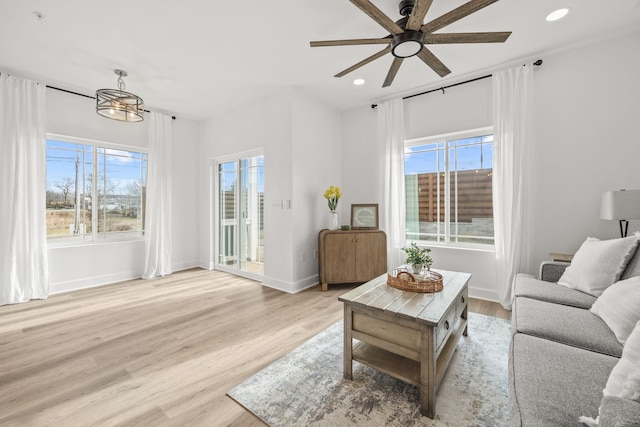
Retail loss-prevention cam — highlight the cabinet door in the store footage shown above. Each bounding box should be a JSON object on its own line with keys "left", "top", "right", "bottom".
{"left": 355, "top": 232, "right": 387, "bottom": 281}
{"left": 324, "top": 233, "right": 357, "bottom": 283}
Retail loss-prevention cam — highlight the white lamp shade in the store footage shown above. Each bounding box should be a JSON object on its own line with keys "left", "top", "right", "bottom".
{"left": 600, "top": 190, "right": 640, "bottom": 220}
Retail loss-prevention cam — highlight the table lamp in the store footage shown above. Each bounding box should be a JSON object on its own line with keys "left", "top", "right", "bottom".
{"left": 600, "top": 189, "right": 640, "bottom": 237}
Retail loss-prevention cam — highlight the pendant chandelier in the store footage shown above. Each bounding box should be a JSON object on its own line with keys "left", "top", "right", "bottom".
{"left": 96, "top": 69, "right": 144, "bottom": 122}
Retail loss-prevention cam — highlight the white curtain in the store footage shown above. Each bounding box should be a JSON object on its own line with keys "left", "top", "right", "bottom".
{"left": 377, "top": 98, "right": 406, "bottom": 268}
{"left": 0, "top": 74, "right": 49, "bottom": 305}
{"left": 143, "top": 112, "right": 173, "bottom": 279}
{"left": 493, "top": 65, "right": 534, "bottom": 310}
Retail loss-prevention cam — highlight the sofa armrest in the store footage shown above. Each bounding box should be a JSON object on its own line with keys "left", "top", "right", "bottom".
{"left": 539, "top": 261, "right": 570, "bottom": 282}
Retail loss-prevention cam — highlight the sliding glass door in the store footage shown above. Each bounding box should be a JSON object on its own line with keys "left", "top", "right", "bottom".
{"left": 216, "top": 152, "right": 264, "bottom": 277}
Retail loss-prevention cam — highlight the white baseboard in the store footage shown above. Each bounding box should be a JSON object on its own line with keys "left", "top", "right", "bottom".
{"left": 49, "top": 262, "right": 201, "bottom": 295}
{"left": 261, "top": 274, "right": 319, "bottom": 294}
{"left": 172, "top": 259, "right": 200, "bottom": 272}
{"left": 50, "top": 270, "right": 142, "bottom": 295}
{"left": 290, "top": 274, "right": 320, "bottom": 294}
{"left": 468, "top": 286, "right": 499, "bottom": 303}
{"left": 198, "top": 259, "right": 215, "bottom": 270}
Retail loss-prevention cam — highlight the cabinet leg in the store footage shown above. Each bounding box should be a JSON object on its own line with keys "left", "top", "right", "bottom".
{"left": 321, "top": 282, "right": 328, "bottom": 292}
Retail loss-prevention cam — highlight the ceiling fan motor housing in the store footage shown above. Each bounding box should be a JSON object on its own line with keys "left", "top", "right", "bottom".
{"left": 399, "top": 0, "right": 416, "bottom": 16}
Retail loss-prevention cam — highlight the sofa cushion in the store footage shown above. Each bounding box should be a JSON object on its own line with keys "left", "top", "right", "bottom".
{"left": 598, "top": 396, "right": 640, "bottom": 427}
{"left": 515, "top": 273, "right": 596, "bottom": 309}
{"left": 509, "top": 333, "right": 618, "bottom": 427}
{"left": 580, "top": 321, "right": 640, "bottom": 425}
{"left": 512, "top": 297, "right": 623, "bottom": 357}
{"left": 591, "top": 277, "right": 640, "bottom": 344}
{"left": 558, "top": 235, "right": 639, "bottom": 297}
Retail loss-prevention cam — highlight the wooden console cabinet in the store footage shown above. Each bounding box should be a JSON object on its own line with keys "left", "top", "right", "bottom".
{"left": 318, "top": 229, "right": 387, "bottom": 291}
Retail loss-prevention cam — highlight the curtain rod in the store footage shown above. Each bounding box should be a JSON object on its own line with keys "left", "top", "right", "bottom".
{"left": 46, "top": 84, "right": 177, "bottom": 120}
{"left": 371, "top": 59, "right": 543, "bottom": 109}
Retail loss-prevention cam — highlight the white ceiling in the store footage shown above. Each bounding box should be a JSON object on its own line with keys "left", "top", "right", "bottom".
{"left": 1, "top": 0, "right": 639, "bottom": 121}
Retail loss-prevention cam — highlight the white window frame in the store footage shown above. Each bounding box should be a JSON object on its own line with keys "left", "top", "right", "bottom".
{"left": 404, "top": 126, "right": 494, "bottom": 250}
{"left": 46, "top": 133, "right": 148, "bottom": 247}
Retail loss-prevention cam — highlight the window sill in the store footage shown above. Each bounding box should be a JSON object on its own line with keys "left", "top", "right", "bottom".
{"left": 48, "top": 237, "right": 144, "bottom": 249}
{"left": 414, "top": 242, "right": 495, "bottom": 253}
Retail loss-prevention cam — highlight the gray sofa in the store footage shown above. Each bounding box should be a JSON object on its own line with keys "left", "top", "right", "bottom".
{"left": 509, "top": 261, "right": 640, "bottom": 426}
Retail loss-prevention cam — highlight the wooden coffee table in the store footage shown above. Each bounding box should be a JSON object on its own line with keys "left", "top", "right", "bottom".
{"left": 338, "top": 269, "right": 470, "bottom": 418}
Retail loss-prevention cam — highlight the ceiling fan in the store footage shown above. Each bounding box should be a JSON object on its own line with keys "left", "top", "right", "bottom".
{"left": 310, "top": 0, "right": 511, "bottom": 87}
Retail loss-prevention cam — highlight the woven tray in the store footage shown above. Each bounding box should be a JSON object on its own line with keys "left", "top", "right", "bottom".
{"left": 386, "top": 269, "right": 444, "bottom": 293}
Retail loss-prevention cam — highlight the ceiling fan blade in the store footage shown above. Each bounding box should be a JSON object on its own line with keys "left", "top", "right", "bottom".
{"left": 335, "top": 46, "right": 391, "bottom": 78}
{"left": 349, "top": 0, "right": 403, "bottom": 35}
{"left": 417, "top": 47, "right": 451, "bottom": 77}
{"left": 425, "top": 31, "right": 511, "bottom": 44}
{"left": 421, "top": 0, "right": 499, "bottom": 34}
{"left": 383, "top": 57, "right": 404, "bottom": 87}
{"left": 310, "top": 37, "right": 391, "bottom": 47}
{"left": 406, "top": 0, "right": 434, "bottom": 31}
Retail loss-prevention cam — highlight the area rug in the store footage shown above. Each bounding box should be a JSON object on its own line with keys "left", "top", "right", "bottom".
{"left": 227, "top": 312, "right": 511, "bottom": 426}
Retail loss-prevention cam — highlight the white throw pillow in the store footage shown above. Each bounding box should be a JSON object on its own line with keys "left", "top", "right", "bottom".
{"left": 580, "top": 320, "right": 640, "bottom": 425}
{"left": 604, "top": 319, "right": 640, "bottom": 398}
{"left": 621, "top": 236, "right": 640, "bottom": 280}
{"left": 591, "top": 276, "right": 640, "bottom": 344}
{"left": 622, "top": 367, "right": 640, "bottom": 401}
{"left": 558, "top": 235, "right": 639, "bottom": 297}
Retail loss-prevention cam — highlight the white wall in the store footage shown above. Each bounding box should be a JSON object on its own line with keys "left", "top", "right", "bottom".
{"left": 198, "top": 88, "right": 342, "bottom": 293}
{"left": 46, "top": 88, "right": 200, "bottom": 293}
{"left": 340, "top": 29, "right": 640, "bottom": 302}
{"left": 341, "top": 107, "right": 381, "bottom": 213}
{"left": 530, "top": 30, "right": 640, "bottom": 268}
{"left": 291, "top": 89, "right": 342, "bottom": 288}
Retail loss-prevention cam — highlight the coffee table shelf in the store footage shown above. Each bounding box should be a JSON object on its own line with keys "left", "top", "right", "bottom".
{"left": 353, "top": 341, "right": 420, "bottom": 386}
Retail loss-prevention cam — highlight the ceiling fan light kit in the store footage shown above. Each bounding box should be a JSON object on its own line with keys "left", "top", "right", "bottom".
{"left": 391, "top": 31, "right": 424, "bottom": 58}
{"left": 96, "top": 69, "right": 144, "bottom": 122}
{"left": 310, "top": 0, "right": 512, "bottom": 87}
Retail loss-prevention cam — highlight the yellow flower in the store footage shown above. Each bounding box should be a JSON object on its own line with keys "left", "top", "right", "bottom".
{"left": 323, "top": 185, "right": 342, "bottom": 211}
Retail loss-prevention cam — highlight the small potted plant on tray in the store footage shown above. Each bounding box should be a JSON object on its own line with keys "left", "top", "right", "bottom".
{"left": 402, "top": 243, "right": 433, "bottom": 274}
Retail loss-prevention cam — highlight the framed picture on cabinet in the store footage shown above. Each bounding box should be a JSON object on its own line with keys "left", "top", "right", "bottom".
{"left": 351, "top": 204, "right": 379, "bottom": 230}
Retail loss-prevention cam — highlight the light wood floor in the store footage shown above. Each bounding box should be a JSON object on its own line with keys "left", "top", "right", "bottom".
{"left": 0, "top": 269, "right": 510, "bottom": 427}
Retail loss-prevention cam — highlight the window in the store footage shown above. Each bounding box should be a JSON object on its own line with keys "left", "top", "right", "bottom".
{"left": 46, "top": 135, "right": 147, "bottom": 243}
{"left": 404, "top": 127, "right": 494, "bottom": 246}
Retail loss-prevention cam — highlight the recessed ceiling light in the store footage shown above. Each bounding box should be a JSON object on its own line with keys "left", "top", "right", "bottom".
{"left": 546, "top": 8, "right": 569, "bottom": 22}
{"left": 353, "top": 78, "right": 365, "bottom": 86}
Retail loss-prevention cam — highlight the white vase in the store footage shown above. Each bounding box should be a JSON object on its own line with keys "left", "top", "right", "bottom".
{"left": 411, "top": 264, "right": 423, "bottom": 274}
{"left": 329, "top": 211, "right": 339, "bottom": 230}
